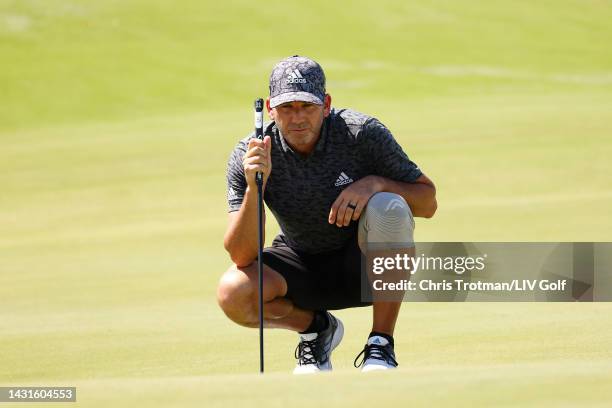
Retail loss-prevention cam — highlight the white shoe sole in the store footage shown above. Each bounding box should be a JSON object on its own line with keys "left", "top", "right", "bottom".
{"left": 361, "top": 363, "right": 395, "bottom": 372}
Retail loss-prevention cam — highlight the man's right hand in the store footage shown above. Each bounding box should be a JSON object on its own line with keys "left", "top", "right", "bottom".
{"left": 243, "top": 135, "right": 272, "bottom": 188}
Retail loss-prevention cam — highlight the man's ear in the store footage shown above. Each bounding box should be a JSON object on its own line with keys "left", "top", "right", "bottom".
{"left": 266, "top": 98, "right": 274, "bottom": 120}
{"left": 323, "top": 94, "right": 332, "bottom": 117}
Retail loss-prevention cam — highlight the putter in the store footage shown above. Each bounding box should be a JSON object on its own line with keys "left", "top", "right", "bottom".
{"left": 254, "top": 98, "right": 265, "bottom": 373}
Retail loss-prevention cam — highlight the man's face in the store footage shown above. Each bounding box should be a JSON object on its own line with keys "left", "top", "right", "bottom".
{"left": 267, "top": 94, "right": 332, "bottom": 152}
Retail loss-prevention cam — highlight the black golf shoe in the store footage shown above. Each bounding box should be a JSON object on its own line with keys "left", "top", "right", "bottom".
{"left": 293, "top": 312, "right": 344, "bottom": 374}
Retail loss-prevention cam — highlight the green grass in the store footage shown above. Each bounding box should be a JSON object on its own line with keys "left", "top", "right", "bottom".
{"left": 1, "top": 0, "right": 612, "bottom": 406}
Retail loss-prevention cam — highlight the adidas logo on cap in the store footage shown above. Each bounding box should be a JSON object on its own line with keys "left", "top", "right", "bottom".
{"left": 286, "top": 69, "right": 307, "bottom": 84}
{"left": 334, "top": 171, "right": 354, "bottom": 187}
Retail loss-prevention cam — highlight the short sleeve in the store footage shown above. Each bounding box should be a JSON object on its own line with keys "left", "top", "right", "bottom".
{"left": 363, "top": 118, "right": 422, "bottom": 182}
{"left": 226, "top": 140, "right": 249, "bottom": 212}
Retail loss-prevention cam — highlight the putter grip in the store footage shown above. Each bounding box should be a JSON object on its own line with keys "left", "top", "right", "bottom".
{"left": 254, "top": 98, "right": 263, "bottom": 139}
{"left": 254, "top": 98, "right": 264, "bottom": 184}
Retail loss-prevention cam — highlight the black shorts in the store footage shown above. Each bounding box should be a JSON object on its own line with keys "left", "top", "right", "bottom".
{"left": 261, "top": 234, "right": 371, "bottom": 311}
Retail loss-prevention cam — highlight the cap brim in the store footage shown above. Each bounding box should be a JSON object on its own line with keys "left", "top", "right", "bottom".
{"left": 269, "top": 92, "right": 323, "bottom": 108}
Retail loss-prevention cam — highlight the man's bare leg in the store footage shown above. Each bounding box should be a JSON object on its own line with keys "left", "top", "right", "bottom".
{"left": 262, "top": 297, "right": 314, "bottom": 330}
{"left": 217, "top": 262, "right": 313, "bottom": 331}
{"left": 217, "top": 260, "right": 344, "bottom": 374}
{"left": 372, "top": 301, "right": 402, "bottom": 336}
{"left": 358, "top": 192, "right": 415, "bottom": 340}
{"left": 370, "top": 246, "right": 414, "bottom": 335}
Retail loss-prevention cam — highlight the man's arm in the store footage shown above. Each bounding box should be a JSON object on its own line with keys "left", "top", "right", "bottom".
{"left": 224, "top": 190, "right": 266, "bottom": 267}
{"left": 328, "top": 117, "right": 437, "bottom": 226}
{"left": 223, "top": 136, "right": 272, "bottom": 266}
{"left": 370, "top": 174, "right": 437, "bottom": 218}
{"left": 328, "top": 173, "right": 437, "bottom": 227}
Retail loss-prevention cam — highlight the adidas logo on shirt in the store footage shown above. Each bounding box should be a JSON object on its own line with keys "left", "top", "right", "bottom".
{"left": 286, "top": 69, "right": 307, "bottom": 84}
{"left": 228, "top": 187, "right": 238, "bottom": 200}
{"left": 334, "top": 172, "right": 354, "bottom": 187}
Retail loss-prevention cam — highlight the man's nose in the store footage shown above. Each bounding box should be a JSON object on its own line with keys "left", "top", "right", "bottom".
{"left": 291, "top": 107, "right": 306, "bottom": 122}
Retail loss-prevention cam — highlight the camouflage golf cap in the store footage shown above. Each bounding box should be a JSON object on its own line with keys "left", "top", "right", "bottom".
{"left": 269, "top": 55, "right": 326, "bottom": 108}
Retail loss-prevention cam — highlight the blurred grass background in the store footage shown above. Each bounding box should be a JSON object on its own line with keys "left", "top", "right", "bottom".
{"left": 1, "top": 0, "right": 611, "bottom": 406}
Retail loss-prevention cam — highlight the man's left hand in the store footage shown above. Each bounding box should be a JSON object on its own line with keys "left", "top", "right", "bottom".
{"left": 328, "top": 176, "right": 382, "bottom": 227}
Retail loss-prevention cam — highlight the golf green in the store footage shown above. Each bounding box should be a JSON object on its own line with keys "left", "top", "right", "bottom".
{"left": 1, "top": 0, "right": 611, "bottom": 406}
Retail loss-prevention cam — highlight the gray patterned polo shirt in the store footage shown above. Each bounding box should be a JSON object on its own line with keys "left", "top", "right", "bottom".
{"left": 226, "top": 108, "right": 422, "bottom": 254}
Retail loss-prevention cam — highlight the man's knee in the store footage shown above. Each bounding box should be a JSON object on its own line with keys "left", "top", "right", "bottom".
{"left": 359, "top": 192, "right": 415, "bottom": 250}
{"left": 365, "top": 192, "right": 414, "bottom": 226}
{"left": 217, "top": 264, "right": 258, "bottom": 328}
